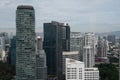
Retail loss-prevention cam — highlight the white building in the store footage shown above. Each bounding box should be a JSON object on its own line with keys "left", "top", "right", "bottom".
{"left": 66, "top": 58, "right": 85, "bottom": 80}
{"left": 0, "top": 37, "right": 7, "bottom": 62}
{"left": 63, "top": 51, "right": 80, "bottom": 74}
{"left": 85, "top": 68, "right": 99, "bottom": 80}
{"left": 84, "top": 32, "right": 95, "bottom": 47}
{"left": 83, "top": 45, "right": 94, "bottom": 67}
{"left": 66, "top": 58, "right": 99, "bottom": 80}
{"left": 0, "top": 37, "right": 5, "bottom": 50}
{"left": 83, "top": 32, "right": 95, "bottom": 67}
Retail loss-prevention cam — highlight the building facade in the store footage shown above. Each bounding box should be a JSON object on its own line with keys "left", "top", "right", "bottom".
{"left": 70, "top": 32, "right": 83, "bottom": 52}
{"left": 66, "top": 58, "right": 99, "bottom": 80}
{"left": 16, "top": 5, "right": 36, "bottom": 80}
{"left": 62, "top": 51, "right": 80, "bottom": 74}
{"left": 43, "top": 21, "right": 63, "bottom": 80}
{"left": 107, "top": 35, "right": 116, "bottom": 45}
{"left": 8, "top": 36, "right": 16, "bottom": 66}
{"left": 66, "top": 58, "right": 85, "bottom": 80}
{"left": 62, "top": 24, "right": 70, "bottom": 51}
{"left": 36, "top": 36, "right": 47, "bottom": 80}
{"left": 83, "top": 45, "right": 94, "bottom": 67}
{"left": 85, "top": 68, "right": 99, "bottom": 80}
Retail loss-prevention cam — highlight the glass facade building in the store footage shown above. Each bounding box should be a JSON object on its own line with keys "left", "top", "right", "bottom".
{"left": 16, "top": 5, "right": 36, "bottom": 80}
{"left": 43, "top": 21, "right": 63, "bottom": 80}
{"left": 62, "top": 24, "right": 70, "bottom": 51}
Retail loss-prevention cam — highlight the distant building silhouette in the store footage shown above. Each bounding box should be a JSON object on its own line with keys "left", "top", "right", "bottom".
{"left": 107, "top": 35, "right": 116, "bottom": 45}
{"left": 8, "top": 36, "right": 16, "bottom": 66}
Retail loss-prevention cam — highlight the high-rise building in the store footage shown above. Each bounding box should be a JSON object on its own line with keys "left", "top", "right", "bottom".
{"left": 97, "top": 37, "right": 108, "bottom": 57}
{"left": 65, "top": 58, "right": 99, "bottom": 80}
{"left": 62, "top": 51, "right": 80, "bottom": 74}
{"left": 107, "top": 35, "right": 116, "bottom": 45}
{"left": 83, "top": 46, "right": 94, "bottom": 67}
{"left": 70, "top": 32, "right": 83, "bottom": 52}
{"left": 0, "top": 35, "right": 7, "bottom": 62}
{"left": 83, "top": 32, "right": 95, "bottom": 67}
{"left": 0, "top": 37, "right": 5, "bottom": 50}
{"left": 16, "top": 5, "right": 36, "bottom": 80}
{"left": 8, "top": 36, "right": 16, "bottom": 66}
{"left": 84, "top": 32, "right": 95, "bottom": 47}
{"left": 36, "top": 36, "right": 47, "bottom": 80}
{"left": 70, "top": 32, "right": 83, "bottom": 61}
{"left": 62, "top": 24, "right": 70, "bottom": 51}
{"left": 43, "top": 21, "right": 63, "bottom": 80}
{"left": 66, "top": 58, "right": 85, "bottom": 80}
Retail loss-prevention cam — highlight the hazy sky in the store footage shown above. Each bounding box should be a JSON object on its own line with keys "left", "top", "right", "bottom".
{"left": 0, "top": 0, "right": 120, "bottom": 33}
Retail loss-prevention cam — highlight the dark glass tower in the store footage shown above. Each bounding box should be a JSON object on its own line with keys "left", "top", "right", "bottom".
{"left": 16, "top": 5, "right": 36, "bottom": 80}
{"left": 43, "top": 21, "right": 63, "bottom": 80}
{"left": 8, "top": 36, "right": 16, "bottom": 66}
{"left": 62, "top": 24, "right": 70, "bottom": 51}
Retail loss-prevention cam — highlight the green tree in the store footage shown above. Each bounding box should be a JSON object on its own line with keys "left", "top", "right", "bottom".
{"left": 0, "top": 62, "right": 15, "bottom": 80}
{"left": 95, "top": 63, "right": 118, "bottom": 80}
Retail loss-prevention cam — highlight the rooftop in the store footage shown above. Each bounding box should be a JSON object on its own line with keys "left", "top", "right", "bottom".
{"left": 17, "top": 5, "right": 34, "bottom": 10}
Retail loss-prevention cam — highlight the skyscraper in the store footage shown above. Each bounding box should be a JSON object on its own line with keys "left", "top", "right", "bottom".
{"left": 83, "top": 45, "right": 94, "bottom": 67}
{"left": 65, "top": 58, "right": 99, "bottom": 80}
{"left": 83, "top": 32, "right": 95, "bottom": 67}
{"left": 62, "top": 24, "right": 70, "bottom": 51}
{"left": 66, "top": 58, "right": 85, "bottom": 80}
{"left": 16, "top": 5, "right": 36, "bottom": 80}
{"left": 8, "top": 36, "right": 16, "bottom": 66}
{"left": 70, "top": 32, "right": 83, "bottom": 51}
{"left": 43, "top": 21, "right": 63, "bottom": 80}
{"left": 36, "top": 36, "right": 47, "bottom": 80}
{"left": 107, "top": 35, "right": 116, "bottom": 45}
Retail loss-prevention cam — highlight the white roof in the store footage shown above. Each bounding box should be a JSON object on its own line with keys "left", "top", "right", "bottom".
{"left": 63, "top": 51, "right": 79, "bottom": 55}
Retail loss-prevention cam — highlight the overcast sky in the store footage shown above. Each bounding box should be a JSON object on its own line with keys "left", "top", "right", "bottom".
{"left": 0, "top": 0, "right": 120, "bottom": 33}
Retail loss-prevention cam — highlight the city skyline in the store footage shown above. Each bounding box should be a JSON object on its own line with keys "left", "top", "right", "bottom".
{"left": 0, "top": 0, "right": 120, "bottom": 33}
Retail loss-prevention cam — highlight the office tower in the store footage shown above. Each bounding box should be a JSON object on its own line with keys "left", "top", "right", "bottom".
{"left": 97, "top": 37, "right": 108, "bottom": 57}
{"left": 66, "top": 58, "right": 85, "bottom": 80}
{"left": 84, "top": 32, "right": 95, "bottom": 46}
{"left": 62, "top": 51, "right": 80, "bottom": 74}
{"left": 43, "top": 21, "right": 63, "bottom": 80}
{"left": 8, "top": 36, "right": 16, "bottom": 66}
{"left": 107, "top": 35, "right": 116, "bottom": 45}
{"left": 36, "top": 36, "right": 47, "bottom": 80}
{"left": 16, "top": 5, "right": 36, "bottom": 80}
{"left": 83, "top": 46, "right": 94, "bottom": 67}
{"left": 83, "top": 32, "right": 95, "bottom": 67}
{"left": 70, "top": 32, "right": 83, "bottom": 51}
{"left": 84, "top": 68, "right": 99, "bottom": 80}
{"left": 65, "top": 58, "right": 99, "bottom": 80}
{"left": 70, "top": 32, "right": 83, "bottom": 61}
{"left": 62, "top": 24, "right": 70, "bottom": 51}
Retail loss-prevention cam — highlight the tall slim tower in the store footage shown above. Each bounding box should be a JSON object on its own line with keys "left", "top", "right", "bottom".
{"left": 43, "top": 21, "right": 63, "bottom": 80}
{"left": 62, "top": 24, "right": 70, "bottom": 51}
{"left": 83, "top": 32, "right": 95, "bottom": 67}
{"left": 16, "top": 5, "right": 36, "bottom": 80}
{"left": 36, "top": 36, "right": 47, "bottom": 80}
{"left": 83, "top": 45, "right": 94, "bottom": 67}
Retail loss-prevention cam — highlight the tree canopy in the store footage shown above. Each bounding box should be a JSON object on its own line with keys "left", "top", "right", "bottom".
{"left": 95, "top": 63, "right": 118, "bottom": 80}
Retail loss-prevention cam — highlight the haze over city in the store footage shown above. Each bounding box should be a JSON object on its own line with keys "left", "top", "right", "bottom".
{"left": 0, "top": 0, "right": 120, "bottom": 33}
